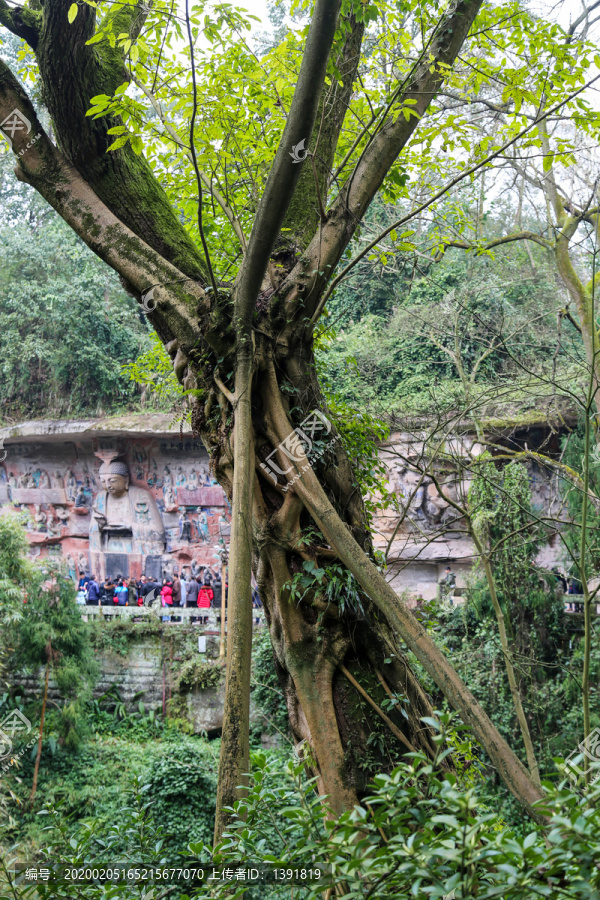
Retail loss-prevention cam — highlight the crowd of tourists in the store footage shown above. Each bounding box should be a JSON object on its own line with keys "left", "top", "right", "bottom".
{"left": 75, "top": 570, "right": 263, "bottom": 623}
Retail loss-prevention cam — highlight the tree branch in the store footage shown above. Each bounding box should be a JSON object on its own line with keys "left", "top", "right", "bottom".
{"left": 104, "top": 0, "right": 150, "bottom": 45}
{"left": 305, "top": 72, "right": 600, "bottom": 326}
{"left": 434, "top": 230, "right": 553, "bottom": 261}
{"left": 233, "top": 0, "right": 342, "bottom": 327}
{"left": 281, "top": 12, "right": 365, "bottom": 248}
{"left": 0, "top": 0, "right": 41, "bottom": 48}
{"left": 290, "top": 0, "right": 483, "bottom": 321}
{"left": 185, "top": 0, "right": 218, "bottom": 297}
{"left": 30, "top": 0, "right": 208, "bottom": 283}
{"left": 567, "top": 0, "right": 600, "bottom": 37}
{"left": 0, "top": 57, "right": 205, "bottom": 356}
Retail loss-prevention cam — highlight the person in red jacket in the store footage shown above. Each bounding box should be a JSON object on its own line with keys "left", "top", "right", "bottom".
{"left": 197, "top": 582, "right": 213, "bottom": 625}
{"left": 161, "top": 578, "right": 173, "bottom": 622}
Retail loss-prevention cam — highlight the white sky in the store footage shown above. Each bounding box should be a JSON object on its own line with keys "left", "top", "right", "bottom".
{"left": 240, "top": 0, "right": 270, "bottom": 34}
{"left": 238, "top": 0, "right": 595, "bottom": 41}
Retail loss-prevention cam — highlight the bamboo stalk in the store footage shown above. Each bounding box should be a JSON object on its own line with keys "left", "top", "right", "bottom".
{"left": 30, "top": 644, "right": 50, "bottom": 804}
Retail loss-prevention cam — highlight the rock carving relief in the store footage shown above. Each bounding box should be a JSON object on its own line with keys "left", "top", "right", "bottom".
{"left": 0, "top": 433, "right": 231, "bottom": 583}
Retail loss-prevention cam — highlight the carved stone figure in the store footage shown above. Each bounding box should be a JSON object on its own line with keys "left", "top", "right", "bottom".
{"left": 55, "top": 505, "right": 69, "bottom": 525}
{"left": 8, "top": 472, "right": 17, "bottom": 488}
{"left": 176, "top": 467, "right": 187, "bottom": 487}
{"left": 163, "top": 466, "right": 173, "bottom": 497}
{"left": 19, "top": 472, "right": 29, "bottom": 488}
{"left": 66, "top": 470, "right": 77, "bottom": 502}
{"left": 193, "top": 509, "right": 208, "bottom": 542}
{"left": 178, "top": 507, "right": 192, "bottom": 541}
{"left": 53, "top": 471, "right": 65, "bottom": 489}
{"left": 392, "top": 466, "right": 409, "bottom": 509}
{"left": 187, "top": 469, "right": 198, "bottom": 491}
{"left": 33, "top": 504, "right": 47, "bottom": 531}
{"left": 164, "top": 486, "right": 176, "bottom": 509}
{"left": 218, "top": 512, "right": 230, "bottom": 540}
{"left": 423, "top": 482, "right": 448, "bottom": 526}
{"left": 408, "top": 483, "right": 427, "bottom": 523}
{"left": 25, "top": 473, "right": 36, "bottom": 489}
{"left": 46, "top": 510, "right": 59, "bottom": 536}
{"left": 75, "top": 487, "right": 88, "bottom": 508}
{"left": 89, "top": 458, "right": 165, "bottom": 578}
{"left": 135, "top": 501, "right": 150, "bottom": 524}
{"left": 65, "top": 554, "right": 76, "bottom": 581}
{"left": 38, "top": 470, "right": 51, "bottom": 489}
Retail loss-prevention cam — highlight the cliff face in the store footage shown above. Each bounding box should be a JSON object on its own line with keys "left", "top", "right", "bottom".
{"left": 0, "top": 415, "right": 231, "bottom": 584}
{"left": 373, "top": 423, "right": 566, "bottom": 601}
{"left": 0, "top": 415, "right": 568, "bottom": 601}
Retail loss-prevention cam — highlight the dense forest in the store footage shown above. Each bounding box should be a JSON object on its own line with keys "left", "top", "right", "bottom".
{"left": 0, "top": 169, "right": 584, "bottom": 423}
{"left": 1, "top": 0, "right": 600, "bottom": 896}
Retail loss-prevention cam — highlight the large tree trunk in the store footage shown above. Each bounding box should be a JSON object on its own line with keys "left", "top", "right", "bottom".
{"left": 196, "top": 343, "right": 543, "bottom": 820}
{"left": 191, "top": 311, "right": 543, "bottom": 817}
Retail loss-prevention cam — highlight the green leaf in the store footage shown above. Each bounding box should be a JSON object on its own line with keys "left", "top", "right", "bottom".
{"left": 130, "top": 134, "right": 144, "bottom": 155}
{"left": 107, "top": 135, "right": 130, "bottom": 151}
{"left": 68, "top": 3, "right": 78, "bottom": 23}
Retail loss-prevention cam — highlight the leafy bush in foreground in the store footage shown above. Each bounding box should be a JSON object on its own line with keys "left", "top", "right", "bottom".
{"left": 3, "top": 717, "right": 600, "bottom": 899}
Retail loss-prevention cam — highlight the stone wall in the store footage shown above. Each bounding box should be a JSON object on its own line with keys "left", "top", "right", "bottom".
{"left": 13, "top": 625, "right": 229, "bottom": 734}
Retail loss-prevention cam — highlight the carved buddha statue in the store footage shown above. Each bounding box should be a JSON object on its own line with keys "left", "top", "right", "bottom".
{"left": 89, "top": 460, "right": 165, "bottom": 575}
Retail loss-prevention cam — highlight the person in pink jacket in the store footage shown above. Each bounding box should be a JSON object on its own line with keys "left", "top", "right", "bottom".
{"left": 161, "top": 578, "right": 173, "bottom": 622}
{"left": 197, "top": 583, "right": 213, "bottom": 625}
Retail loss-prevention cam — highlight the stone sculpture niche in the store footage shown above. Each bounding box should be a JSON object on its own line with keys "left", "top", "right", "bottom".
{"left": 89, "top": 458, "right": 165, "bottom": 580}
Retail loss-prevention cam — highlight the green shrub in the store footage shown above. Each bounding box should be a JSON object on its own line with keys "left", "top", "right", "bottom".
{"left": 211, "top": 714, "right": 600, "bottom": 899}
{"left": 142, "top": 735, "right": 218, "bottom": 850}
{"left": 174, "top": 658, "right": 224, "bottom": 693}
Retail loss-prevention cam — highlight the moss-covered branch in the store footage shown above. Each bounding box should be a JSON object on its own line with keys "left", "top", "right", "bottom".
{"left": 32, "top": 0, "right": 208, "bottom": 283}
{"left": 0, "top": 0, "right": 41, "bottom": 48}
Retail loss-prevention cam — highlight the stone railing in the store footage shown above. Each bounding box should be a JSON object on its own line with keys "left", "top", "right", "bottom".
{"left": 79, "top": 604, "right": 266, "bottom": 628}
